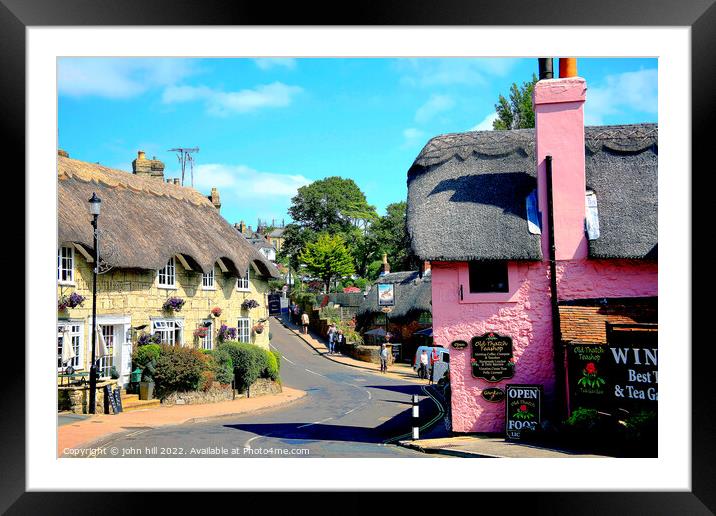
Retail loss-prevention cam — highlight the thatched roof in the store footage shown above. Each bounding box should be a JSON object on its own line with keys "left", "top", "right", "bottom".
{"left": 407, "top": 123, "right": 657, "bottom": 261}
{"left": 58, "top": 156, "right": 280, "bottom": 279}
{"left": 356, "top": 271, "right": 432, "bottom": 322}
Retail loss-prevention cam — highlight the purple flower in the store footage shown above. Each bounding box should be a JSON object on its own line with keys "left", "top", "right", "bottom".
{"left": 217, "top": 324, "right": 237, "bottom": 343}
{"left": 241, "top": 299, "right": 260, "bottom": 310}
{"left": 163, "top": 297, "right": 185, "bottom": 312}
{"left": 58, "top": 292, "right": 85, "bottom": 310}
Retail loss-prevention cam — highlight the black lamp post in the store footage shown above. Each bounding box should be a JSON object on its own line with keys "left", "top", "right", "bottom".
{"left": 88, "top": 192, "right": 101, "bottom": 414}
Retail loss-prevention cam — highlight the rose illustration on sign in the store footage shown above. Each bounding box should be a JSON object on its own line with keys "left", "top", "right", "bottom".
{"left": 577, "top": 361, "right": 606, "bottom": 389}
{"left": 512, "top": 404, "right": 534, "bottom": 420}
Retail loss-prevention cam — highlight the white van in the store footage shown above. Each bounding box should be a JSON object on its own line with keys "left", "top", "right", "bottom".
{"left": 413, "top": 345, "right": 449, "bottom": 382}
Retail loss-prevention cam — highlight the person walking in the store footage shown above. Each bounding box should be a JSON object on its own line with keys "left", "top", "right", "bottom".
{"left": 429, "top": 347, "right": 440, "bottom": 385}
{"left": 419, "top": 349, "right": 429, "bottom": 379}
{"left": 301, "top": 311, "right": 309, "bottom": 334}
{"left": 380, "top": 343, "right": 389, "bottom": 373}
{"left": 335, "top": 330, "right": 345, "bottom": 354}
{"left": 327, "top": 323, "right": 336, "bottom": 354}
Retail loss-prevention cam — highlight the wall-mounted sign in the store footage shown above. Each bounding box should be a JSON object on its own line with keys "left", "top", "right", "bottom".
{"left": 481, "top": 387, "right": 505, "bottom": 403}
{"left": 505, "top": 384, "right": 542, "bottom": 440}
{"left": 471, "top": 333, "right": 514, "bottom": 382}
{"left": 566, "top": 324, "right": 657, "bottom": 414}
{"left": 267, "top": 293, "right": 281, "bottom": 316}
{"left": 451, "top": 340, "right": 468, "bottom": 350}
{"left": 377, "top": 283, "right": 395, "bottom": 306}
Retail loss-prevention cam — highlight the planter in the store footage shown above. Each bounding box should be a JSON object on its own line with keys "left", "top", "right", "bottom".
{"left": 139, "top": 381, "right": 155, "bottom": 400}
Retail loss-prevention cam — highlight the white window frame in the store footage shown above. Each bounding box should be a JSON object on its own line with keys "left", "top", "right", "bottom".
{"left": 57, "top": 245, "right": 75, "bottom": 285}
{"left": 202, "top": 267, "right": 215, "bottom": 290}
{"left": 200, "top": 319, "right": 213, "bottom": 350}
{"left": 98, "top": 324, "right": 116, "bottom": 379}
{"left": 157, "top": 257, "right": 176, "bottom": 289}
{"left": 57, "top": 321, "right": 84, "bottom": 371}
{"left": 236, "top": 268, "right": 250, "bottom": 291}
{"left": 152, "top": 318, "right": 184, "bottom": 346}
{"left": 237, "top": 317, "right": 251, "bottom": 343}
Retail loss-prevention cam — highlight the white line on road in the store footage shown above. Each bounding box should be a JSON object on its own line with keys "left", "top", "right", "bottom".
{"left": 244, "top": 435, "right": 262, "bottom": 449}
{"left": 304, "top": 369, "right": 326, "bottom": 378}
{"left": 297, "top": 417, "right": 333, "bottom": 429}
{"left": 269, "top": 344, "right": 296, "bottom": 365}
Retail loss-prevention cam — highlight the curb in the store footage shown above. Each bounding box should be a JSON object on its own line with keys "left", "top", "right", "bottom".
{"left": 396, "top": 440, "right": 500, "bottom": 458}
{"left": 275, "top": 316, "right": 424, "bottom": 383}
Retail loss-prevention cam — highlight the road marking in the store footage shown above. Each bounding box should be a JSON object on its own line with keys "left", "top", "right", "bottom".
{"left": 269, "top": 344, "right": 296, "bottom": 365}
{"left": 383, "top": 386, "right": 445, "bottom": 445}
{"left": 297, "top": 417, "right": 333, "bottom": 429}
{"left": 244, "top": 435, "right": 262, "bottom": 449}
{"left": 304, "top": 369, "right": 326, "bottom": 378}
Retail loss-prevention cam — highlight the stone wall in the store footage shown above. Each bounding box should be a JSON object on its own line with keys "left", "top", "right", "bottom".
{"left": 160, "top": 378, "right": 281, "bottom": 405}
{"left": 58, "top": 379, "right": 118, "bottom": 414}
{"left": 348, "top": 344, "right": 394, "bottom": 365}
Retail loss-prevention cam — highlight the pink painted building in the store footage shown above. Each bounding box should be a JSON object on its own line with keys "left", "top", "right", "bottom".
{"left": 406, "top": 72, "right": 657, "bottom": 433}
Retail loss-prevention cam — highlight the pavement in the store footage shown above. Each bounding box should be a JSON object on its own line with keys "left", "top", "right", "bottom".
{"left": 58, "top": 386, "right": 306, "bottom": 456}
{"left": 277, "top": 315, "right": 428, "bottom": 383}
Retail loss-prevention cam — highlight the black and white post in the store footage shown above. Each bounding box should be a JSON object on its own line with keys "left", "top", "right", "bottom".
{"left": 412, "top": 394, "right": 420, "bottom": 440}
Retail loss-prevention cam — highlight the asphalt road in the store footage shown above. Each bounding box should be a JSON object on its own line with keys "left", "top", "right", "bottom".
{"left": 86, "top": 319, "right": 445, "bottom": 458}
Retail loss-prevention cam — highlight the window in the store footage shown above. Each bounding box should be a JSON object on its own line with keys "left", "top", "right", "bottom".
{"left": 98, "top": 325, "right": 115, "bottom": 378}
{"left": 202, "top": 267, "right": 215, "bottom": 289}
{"left": 237, "top": 268, "right": 250, "bottom": 291}
{"left": 468, "top": 261, "right": 509, "bottom": 293}
{"left": 237, "top": 318, "right": 251, "bottom": 343}
{"left": 152, "top": 319, "right": 183, "bottom": 345}
{"left": 58, "top": 246, "right": 74, "bottom": 284}
{"left": 200, "top": 320, "right": 213, "bottom": 350}
{"left": 57, "top": 322, "right": 83, "bottom": 370}
{"left": 158, "top": 257, "right": 176, "bottom": 288}
{"left": 418, "top": 312, "right": 432, "bottom": 324}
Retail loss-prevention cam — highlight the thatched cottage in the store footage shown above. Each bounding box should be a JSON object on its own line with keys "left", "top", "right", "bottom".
{"left": 406, "top": 67, "right": 657, "bottom": 433}
{"left": 57, "top": 151, "right": 280, "bottom": 387}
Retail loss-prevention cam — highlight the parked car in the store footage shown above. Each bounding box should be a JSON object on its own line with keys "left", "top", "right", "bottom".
{"left": 413, "top": 345, "right": 449, "bottom": 381}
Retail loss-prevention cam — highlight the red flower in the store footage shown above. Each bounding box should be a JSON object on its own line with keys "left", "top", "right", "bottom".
{"left": 519, "top": 404, "right": 527, "bottom": 412}
{"left": 585, "top": 362, "right": 597, "bottom": 374}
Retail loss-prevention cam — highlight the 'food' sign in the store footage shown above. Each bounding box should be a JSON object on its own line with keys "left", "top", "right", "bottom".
{"left": 505, "top": 385, "right": 542, "bottom": 440}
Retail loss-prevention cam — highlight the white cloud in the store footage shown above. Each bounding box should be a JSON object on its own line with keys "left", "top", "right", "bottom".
{"left": 254, "top": 58, "right": 297, "bottom": 70}
{"left": 194, "top": 163, "right": 311, "bottom": 200}
{"left": 414, "top": 94, "right": 455, "bottom": 124}
{"left": 585, "top": 69, "right": 657, "bottom": 125}
{"left": 161, "top": 82, "right": 303, "bottom": 116}
{"left": 58, "top": 58, "right": 196, "bottom": 98}
{"left": 470, "top": 112, "right": 498, "bottom": 131}
{"left": 402, "top": 127, "right": 426, "bottom": 148}
{"left": 399, "top": 58, "right": 517, "bottom": 87}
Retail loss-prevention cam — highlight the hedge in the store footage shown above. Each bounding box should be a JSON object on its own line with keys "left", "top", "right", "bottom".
{"left": 153, "top": 345, "right": 207, "bottom": 397}
{"left": 217, "top": 341, "right": 280, "bottom": 392}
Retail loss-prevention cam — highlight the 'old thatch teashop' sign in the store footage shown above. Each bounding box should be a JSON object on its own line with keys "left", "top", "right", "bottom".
{"left": 505, "top": 384, "right": 542, "bottom": 440}
{"left": 471, "top": 332, "right": 514, "bottom": 382}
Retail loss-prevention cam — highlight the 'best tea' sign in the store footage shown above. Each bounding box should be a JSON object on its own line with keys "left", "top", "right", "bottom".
{"left": 505, "top": 385, "right": 541, "bottom": 440}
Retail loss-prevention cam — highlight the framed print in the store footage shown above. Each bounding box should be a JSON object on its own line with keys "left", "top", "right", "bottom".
{"left": 4, "top": 0, "right": 711, "bottom": 512}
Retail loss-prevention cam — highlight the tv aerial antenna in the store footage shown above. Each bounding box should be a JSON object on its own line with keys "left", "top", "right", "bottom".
{"left": 168, "top": 147, "right": 199, "bottom": 187}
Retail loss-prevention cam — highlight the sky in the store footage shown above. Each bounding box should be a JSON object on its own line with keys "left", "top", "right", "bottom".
{"left": 58, "top": 57, "right": 657, "bottom": 226}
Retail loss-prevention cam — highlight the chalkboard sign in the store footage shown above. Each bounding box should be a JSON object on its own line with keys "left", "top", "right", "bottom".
{"left": 268, "top": 293, "right": 281, "bottom": 316}
{"left": 471, "top": 333, "right": 514, "bottom": 382}
{"left": 104, "top": 385, "right": 122, "bottom": 415}
{"left": 505, "top": 384, "right": 542, "bottom": 440}
{"left": 113, "top": 387, "right": 123, "bottom": 413}
{"left": 451, "top": 340, "right": 468, "bottom": 350}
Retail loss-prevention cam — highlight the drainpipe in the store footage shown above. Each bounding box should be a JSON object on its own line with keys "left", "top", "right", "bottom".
{"left": 545, "top": 155, "right": 567, "bottom": 420}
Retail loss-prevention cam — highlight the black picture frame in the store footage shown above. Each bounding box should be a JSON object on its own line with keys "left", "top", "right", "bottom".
{"left": 4, "top": 0, "right": 709, "bottom": 512}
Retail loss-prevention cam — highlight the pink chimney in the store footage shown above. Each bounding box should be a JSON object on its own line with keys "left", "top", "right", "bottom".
{"left": 533, "top": 58, "right": 588, "bottom": 261}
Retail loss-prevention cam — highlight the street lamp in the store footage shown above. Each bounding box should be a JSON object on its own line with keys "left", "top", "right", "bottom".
{"left": 88, "top": 192, "right": 101, "bottom": 414}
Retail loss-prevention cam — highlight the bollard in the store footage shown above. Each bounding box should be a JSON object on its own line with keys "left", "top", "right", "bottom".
{"left": 412, "top": 394, "right": 420, "bottom": 440}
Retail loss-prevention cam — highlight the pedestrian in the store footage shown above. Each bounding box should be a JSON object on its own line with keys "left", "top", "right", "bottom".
{"left": 301, "top": 311, "right": 309, "bottom": 334}
{"left": 327, "top": 323, "right": 336, "bottom": 353}
{"left": 429, "top": 347, "right": 440, "bottom": 385}
{"left": 335, "top": 330, "right": 345, "bottom": 354}
{"left": 380, "top": 343, "right": 389, "bottom": 373}
{"left": 419, "top": 349, "right": 429, "bottom": 379}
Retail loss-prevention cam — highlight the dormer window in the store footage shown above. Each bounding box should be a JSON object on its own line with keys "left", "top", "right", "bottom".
{"left": 158, "top": 257, "right": 176, "bottom": 288}
{"left": 468, "top": 260, "right": 509, "bottom": 293}
{"left": 237, "top": 268, "right": 250, "bottom": 291}
{"left": 202, "top": 267, "right": 215, "bottom": 290}
{"left": 57, "top": 246, "right": 75, "bottom": 284}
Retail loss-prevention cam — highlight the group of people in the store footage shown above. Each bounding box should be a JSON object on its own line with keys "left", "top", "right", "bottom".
{"left": 326, "top": 323, "right": 346, "bottom": 354}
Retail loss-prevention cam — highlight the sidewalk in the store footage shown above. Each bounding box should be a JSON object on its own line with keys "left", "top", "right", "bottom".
{"left": 58, "top": 386, "right": 306, "bottom": 456}
{"left": 276, "top": 316, "right": 428, "bottom": 384}
{"left": 397, "top": 435, "right": 609, "bottom": 458}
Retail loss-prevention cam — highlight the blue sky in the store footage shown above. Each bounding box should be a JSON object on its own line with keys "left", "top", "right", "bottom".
{"left": 58, "top": 57, "right": 657, "bottom": 226}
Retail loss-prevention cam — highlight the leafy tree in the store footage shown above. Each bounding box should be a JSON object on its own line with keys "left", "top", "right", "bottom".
{"left": 299, "top": 233, "right": 355, "bottom": 293}
{"left": 493, "top": 74, "right": 538, "bottom": 130}
{"left": 364, "top": 201, "right": 414, "bottom": 278}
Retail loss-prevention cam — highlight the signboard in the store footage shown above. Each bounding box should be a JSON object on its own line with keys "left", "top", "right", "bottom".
{"left": 471, "top": 333, "right": 514, "bottom": 382}
{"left": 451, "top": 340, "right": 468, "bottom": 350}
{"left": 505, "top": 384, "right": 542, "bottom": 440}
{"left": 267, "top": 293, "right": 281, "bottom": 316}
{"left": 113, "top": 387, "right": 123, "bottom": 413}
{"left": 481, "top": 387, "right": 505, "bottom": 403}
{"left": 104, "top": 385, "right": 123, "bottom": 414}
{"left": 566, "top": 324, "right": 657, "bottom": 414}
{"left": 377, "top": 283, "right": 395, "bottom": 307}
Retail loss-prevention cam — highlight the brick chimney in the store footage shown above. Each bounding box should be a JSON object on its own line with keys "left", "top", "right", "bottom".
{"left": 533, "top": 58, "right": 588, "bottom": 261}
{"left": 132, "top": 150, "right": 165, "bottom": 180}
{"left": 379, "top": 253, "right": 390, "bottom": 276}
{"left": 58, "top": 149, "right": 69, "bottom": 158}
{"left": 208, "top": 187, "right": 221, "bottom": 211}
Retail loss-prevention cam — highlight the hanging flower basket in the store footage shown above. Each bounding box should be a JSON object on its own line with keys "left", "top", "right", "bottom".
{"left": 253, "top": 323, "right": 265, "bottom": 335}
{"left": 211, "top": 306, "right": 222, "bottom": 317}
{"left": 137, "top": 332, "right": 161, "bottom": 346}
{"left": 163, "top": 296, "right": 185, "bottom": 312}
{"left": 58, "top": 292, "right": 85, "bottom": 311}
{"left": 241, "top": 299, "right": 260, "bottom": 310}
{"left": 193, "top": 327, "right": 209, "bottom": 339}
{"left": 217, "top": 324, "right": 237, "bottom": 343}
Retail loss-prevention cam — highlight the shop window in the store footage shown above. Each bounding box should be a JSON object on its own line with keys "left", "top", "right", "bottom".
{"left": 468, "top": 260, "right": 509, "bottom": 293}
{"left": 57, "top": 322, "right": 83, "bottom": 370}
{"left": 152, "top": 319, "right": 183, "bottom": 345}
{"left": 237, "top": 317, "right": 251, "bottom": 343}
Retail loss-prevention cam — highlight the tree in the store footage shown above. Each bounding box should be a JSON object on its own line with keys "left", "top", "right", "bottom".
{"left": 493, "top": 74, "right": 538, "bottom": 130}
{"left": 298, "top": 233, "right": 355, "bottom": 293}
{"left": 364, "top": 201, "right": 413, "bottom": 278}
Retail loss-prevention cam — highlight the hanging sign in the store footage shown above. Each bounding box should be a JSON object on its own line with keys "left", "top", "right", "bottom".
{"left": 451, "top": 340, "right": 468, "bottom": 350}
{"left": 481, "top": 387, "right": 505, "bottom": 403}
{"left": 377, "top": 283, "right": 395, "bottom": 307}
{"left": 505, "top": 384, "right": 542, "bottom": 440}
{"left": 471, "top": 333, "right": 514, "bottom": 382}
{"left": 268, "top": 293, "right": 281, "bottom": 316}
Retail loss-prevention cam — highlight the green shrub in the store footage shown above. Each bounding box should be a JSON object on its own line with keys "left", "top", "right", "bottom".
{"left": 153, "top": 345, "right": 207, "bottom": 397}
{"left": 133, "top": 344, "right": 161, "bottom": 369}
{"left": 564, "top": 407, "right": 601, "bottom": 431}
{"left": 210, "top": 347, "right": 234, "bottom": 385}
{"left": 271, "top": 350, "right": 281, "bottom": 372}
{"left": 623, "top": 410, "right": 657, "bottom": 442}
{"left": 265, "top": 350, "right": 280, "bottom": 381}
{"left": 217, "top": 341, "right": 268, "bottom": 392}
{"left": 319, "top": 306, "right": 340, "bottom": 323}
